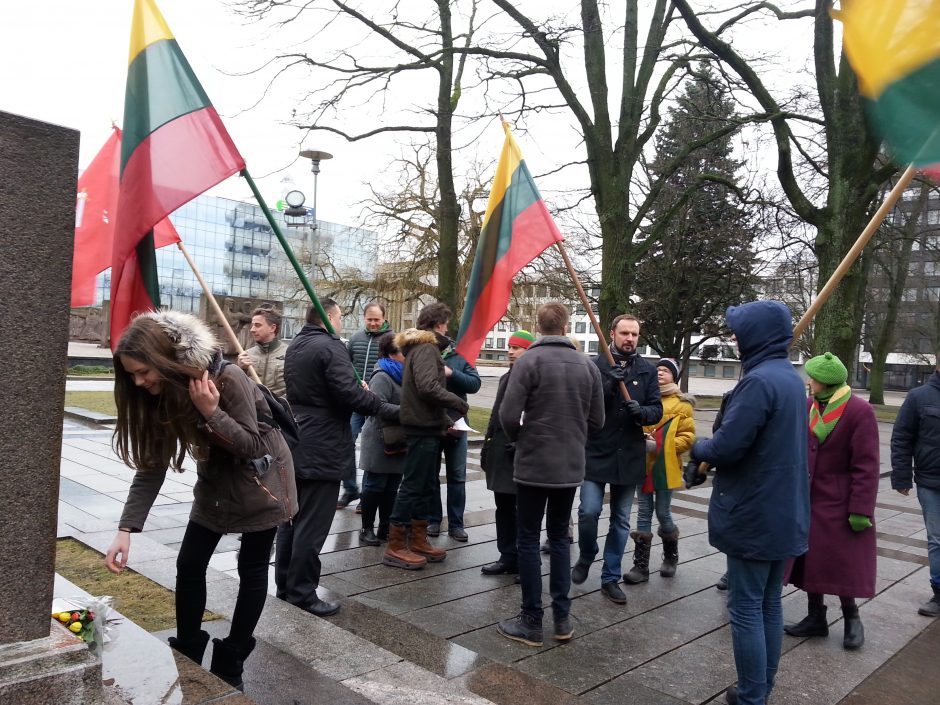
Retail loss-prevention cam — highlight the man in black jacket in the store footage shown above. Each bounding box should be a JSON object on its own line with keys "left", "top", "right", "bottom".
{"left": 891, "top": 359, "right": 940, "bottom": 617}
{"left": 572, "top": 314, "right": 662, "bottom": 606}
{"left": 278, "top": 298, "right": 393, "bottom": 616}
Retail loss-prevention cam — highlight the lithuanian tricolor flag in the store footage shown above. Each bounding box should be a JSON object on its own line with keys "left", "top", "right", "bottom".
{"left": 109, "top": 0, "right": 245, "bottom": 348}
{"left": 835, "top": 0, "right": 940, "bottom": 176}
{"left": 454, "top": 123, "right": 564, "bottom": 363}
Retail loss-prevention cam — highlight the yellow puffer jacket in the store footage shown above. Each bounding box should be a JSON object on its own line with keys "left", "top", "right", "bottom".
{"left": 642, "top": 389, "right": 696, "bottom": 490}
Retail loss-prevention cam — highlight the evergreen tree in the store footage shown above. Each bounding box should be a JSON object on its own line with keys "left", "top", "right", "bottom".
{"left": 634, "top": 66, "right": 758, "bottom": 387}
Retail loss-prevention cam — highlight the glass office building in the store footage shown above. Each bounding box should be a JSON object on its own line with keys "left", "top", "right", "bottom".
{"left": 92, "top": 194, "right": 378, "bottom": 338}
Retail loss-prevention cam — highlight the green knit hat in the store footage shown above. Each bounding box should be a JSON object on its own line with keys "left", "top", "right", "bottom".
{"left": 508, "top": 330, "right": 536, "bottom": 349}
{"left": 805, "top": 351, "right": 848, "bottom": 385}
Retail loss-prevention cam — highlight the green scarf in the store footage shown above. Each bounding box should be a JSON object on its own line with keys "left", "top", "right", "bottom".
{"left": 809, "top": 384, "right": 851, "bottom": 444}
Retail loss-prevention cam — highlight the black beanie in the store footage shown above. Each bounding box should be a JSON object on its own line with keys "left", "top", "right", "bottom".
{"left": 657, "top": 358, "right": 680, "bottom": 381}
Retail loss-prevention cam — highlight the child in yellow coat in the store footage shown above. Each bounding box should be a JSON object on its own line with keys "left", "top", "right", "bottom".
{"left": 624, "top": 358, "right": 695, "bottom": 584}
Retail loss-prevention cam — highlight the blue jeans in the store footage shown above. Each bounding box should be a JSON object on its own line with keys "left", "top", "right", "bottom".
{"left": 917, "top": 485, "right": 940, "bottom": 587}
{"left": 577, "top": 480, "right": 636, "bottom": 585}
{"left": 726, "top": 556, "right": 786, "bottom": 705}
{"left": 429, "top": 432, "right": 467, "bottom": 529}
{"left": 516, "top": 484, "right": 577, "bottom": 622}
{"left": 345, "top": 412, "right": 367, "bottom": 493}
{"left": 390, "top": 436, "right": 442, "bottom": 525}
{"left": 635, "top": 489, "right": 676, "bottom": 534}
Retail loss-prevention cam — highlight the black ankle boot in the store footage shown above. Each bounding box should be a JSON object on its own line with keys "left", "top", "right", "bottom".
{"left": 784, "top": 603, "right": 828, "bottom": 638}
{"left": 210, "top": 636, "right": 256, "bottom": 691}
{"left": 842, "top": 604, "right": 864, "bottom": 650}
{"left": 167, "top": 630, "right": 210, "bottom": 665}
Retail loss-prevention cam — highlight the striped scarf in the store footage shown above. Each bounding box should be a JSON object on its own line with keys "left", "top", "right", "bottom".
{"left": 809, "top": 384, "right": 851, "bottom": 444}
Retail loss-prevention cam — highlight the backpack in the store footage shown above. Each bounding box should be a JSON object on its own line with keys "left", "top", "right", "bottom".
{"left": 220, "top": 361, "right": 300, "bottom": 450}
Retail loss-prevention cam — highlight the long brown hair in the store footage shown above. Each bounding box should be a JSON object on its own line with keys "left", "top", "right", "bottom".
{"left": 113, "top": 317, "right": 208, "bottom": 472}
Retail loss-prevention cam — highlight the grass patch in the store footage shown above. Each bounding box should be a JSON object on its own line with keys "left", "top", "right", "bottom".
{"left": 55, "top": 538, "right": 221, "bottom": 632}
{"left": 870, "top": 404, "right": 899, "bottom": 423}
{"left": 69, "top": 365, "right": 113, "bottom": 376}
{"left": 467, "top": 406, "right": 491, "bottom": 434}
{"left": 64, "top": 391, "right": 117, "bottom": 416}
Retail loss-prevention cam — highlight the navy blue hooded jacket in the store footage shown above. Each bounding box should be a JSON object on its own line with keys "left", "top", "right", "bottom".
{"left": 691, "top": 300, "right": 810, "bottom": 561}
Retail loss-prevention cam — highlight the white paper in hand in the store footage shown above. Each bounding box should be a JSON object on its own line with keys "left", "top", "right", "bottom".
{"left": 451, "top": 417, "right": 478, "bottom": 434}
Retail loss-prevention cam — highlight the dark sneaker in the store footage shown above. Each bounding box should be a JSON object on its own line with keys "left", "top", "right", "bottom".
{"left": 918, "top": 587, "right": 940, "bottom": 617}
{"left": 426, "top": 522, "right": 441, "bottom": 537}
{"left": 553, "top": 616, "right": 573, "bottom": 641}
{"left": 725, "top": 685, "right": 738, "bottom": 705}
{"left": 571, "top": 561, "right": 591, "bottom": 585}
{"left": 716, "top": 572, "right": 729, "bottom": 591}
{"left": 601, "top": 581, "right": 627, "bottom": 605}
{"left": 301, "top": 598, "right": 341, "bottom": 617}
{"left": 359, "top": 528, "right": 381, "bottom": 546}
{"left": 337, "top": 490, "right": 360, "bottom": 509}
{"left": 496, "top": 613, "right": 543, "bottom": 647}
{"left": 448, "top": 527, "right": 469, "bottom": 542}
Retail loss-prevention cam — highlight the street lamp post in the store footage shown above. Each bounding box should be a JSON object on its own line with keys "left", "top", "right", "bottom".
{"left": 298, "top": 149, "right": 332, "bottom": 282}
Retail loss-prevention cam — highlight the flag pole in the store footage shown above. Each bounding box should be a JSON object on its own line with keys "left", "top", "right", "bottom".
{"left": 555, "top": 241, "right": 632, "bottom": 402}
{"left": 792, "top": 164, "right": 916, "bottom": 341}
{"left": 239, "top": 168, "right": 334, "bottom": 336}
{"left": 175, "top": 240, "right": 262, "bottom": 384}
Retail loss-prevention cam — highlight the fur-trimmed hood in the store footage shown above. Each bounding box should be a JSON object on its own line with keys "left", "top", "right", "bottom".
{"left": 394, "top": 328, "right": 440, "bottom": 354}
{"left": 140, "top": 310, "right": 221, "bottom": 372}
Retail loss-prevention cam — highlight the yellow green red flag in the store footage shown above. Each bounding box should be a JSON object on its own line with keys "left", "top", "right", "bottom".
{"left": 834, "top": 0, "right": 940, "bottom": 175}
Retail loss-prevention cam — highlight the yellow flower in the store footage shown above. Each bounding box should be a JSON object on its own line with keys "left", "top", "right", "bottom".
{"left": 69, "top": 622, "right": 83, "bottom": 633}
{"left": 56, "top": 613, "right": 70, "bottom": 623}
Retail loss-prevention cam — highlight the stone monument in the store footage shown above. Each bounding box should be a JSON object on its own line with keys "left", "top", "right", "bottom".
{"left": 0, "top": 111, "right": 104, "bottom": 702}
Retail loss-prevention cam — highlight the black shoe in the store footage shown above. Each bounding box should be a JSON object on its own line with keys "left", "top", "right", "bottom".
{"left": 359, "top": 527, "right": 381, "bottom": 546}
{"left": 716, "top": 572, "right": 729, "bottom": 591}
{"left": 553, "top": 616, "right": 573, "bottom": 641}
{"left": 448, "top": 527, "right": 469, "bottom": 542}
{"left": 571, "top": 561, "right": 591, "bottom": 585}
{"left": 918, "top": 585, "right": 940, "bottom": 617}
{"left": 496, "top": 613, "right": 543, "bottom": 647}
{"left": 210, "top": 637, "right": 255, "bottom": 692}
{"left": 337, "top": 490, "right": 360, "bottom": 509}
{"left": 784, "top": 605, "right": 828, "bottom": 638}
{"left": 842, "top": 605, "right": 864, "bottom": 650}
{"left": 301, "top": 598, "right": 341, "bottom": 617}
{"left": 426, "top": 522, "right": 441, "bottom": 537}
{"left": 601, "top": 581, "right": 627, "bottom": 605}
{"left": 725, "top": 685, "right": 738, "bottom": 705}
{"left": 167, "top": 630, "right": 210, "bottom": 665}
{"left": 481, "top": 561, "right": 518, "bottom": 575}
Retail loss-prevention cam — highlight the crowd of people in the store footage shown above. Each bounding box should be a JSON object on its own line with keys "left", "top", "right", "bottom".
{"left": 99, "top": 297, "right": 940, "bottom": 705}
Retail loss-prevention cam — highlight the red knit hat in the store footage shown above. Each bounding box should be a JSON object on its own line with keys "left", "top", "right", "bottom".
{"left": 508, "top": 330, "right": 536, "bottom": 349}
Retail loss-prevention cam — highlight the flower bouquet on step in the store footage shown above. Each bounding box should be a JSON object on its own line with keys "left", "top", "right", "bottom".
{"left": 52, "top": 596, "right": 120, "bottom": 656}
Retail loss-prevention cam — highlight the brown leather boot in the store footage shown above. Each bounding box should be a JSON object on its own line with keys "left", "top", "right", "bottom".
{"left": 410, "top": 519, "right": 447, "bottom": 562}
{"left": 382, "top": 524, "right": 427, "bottom": 570}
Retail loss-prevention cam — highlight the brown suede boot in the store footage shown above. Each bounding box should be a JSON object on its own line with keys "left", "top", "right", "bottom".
{"left": 410, "top": 519, "right": 447, "bottom": 562}
{"left": 382, "top": 524, "right": 427, "bottom": 570}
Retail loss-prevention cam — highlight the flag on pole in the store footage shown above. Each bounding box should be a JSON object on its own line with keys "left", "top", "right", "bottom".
{"left": 109, "top": 0, "right": 245, "bottom": 348}
{"left": 454, "top": 122, "right": 564, "bottom": 363}
{"left": 834, "top": 0, "right": 940, "bottom": 178}
{"left": 72, "top": 126, "right": 180, "bottom": 307}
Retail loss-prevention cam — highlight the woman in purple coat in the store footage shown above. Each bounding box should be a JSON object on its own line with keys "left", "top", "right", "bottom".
{"left": 785, "top": 352, "right": 879, "bottom": 650}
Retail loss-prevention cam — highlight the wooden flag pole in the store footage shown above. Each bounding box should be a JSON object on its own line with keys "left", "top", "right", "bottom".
{"left": 555, "top": 241, "right": 632, "bottom": 402}
{"left": 690, "top": 164, "right": 918, "bottom": 486}
{"left": 175, "top": 240, "right": 262, "bottom": 384}
{"left": 792, "top": 164, "right": 917, "bottom": 342}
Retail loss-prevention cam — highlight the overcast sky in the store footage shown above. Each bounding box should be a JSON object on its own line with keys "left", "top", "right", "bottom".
{"left": 1, "top": 1, "right": 818, "bottom": 233}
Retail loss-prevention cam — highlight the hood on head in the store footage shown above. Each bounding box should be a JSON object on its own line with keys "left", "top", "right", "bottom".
{"left": 726, "top": 300, "right": 793, "bottom": 370}
{"left": 394, "top": 328, "right": 438, "bottom": 353}
{"left": 141, "top": 310, "right": 220, "bottom": 370}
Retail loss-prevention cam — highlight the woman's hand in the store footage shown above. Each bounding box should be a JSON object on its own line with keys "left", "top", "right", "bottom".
{"left": 189, "top": 371, "right": 220, "bottom": 419}
{"left": 105, "top": 531, "right": 131, "bottom": 573}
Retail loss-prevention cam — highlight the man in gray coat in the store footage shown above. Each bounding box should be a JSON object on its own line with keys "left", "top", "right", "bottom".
{"left": 496, "top": 302, "right": 605, "bottom": 647}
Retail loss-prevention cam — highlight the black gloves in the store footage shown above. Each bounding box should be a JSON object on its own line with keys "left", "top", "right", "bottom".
{"left": 607, "top": 366, "right": 625, "bottom": 384}
{"left": 625, "top": 399, "right": 644, "bottom": 424}
{"left": 683, "top": 459, "right": 707, "bottom": 489}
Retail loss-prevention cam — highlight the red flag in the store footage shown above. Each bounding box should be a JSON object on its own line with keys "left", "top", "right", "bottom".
{"left": 72, "top": 127, "right": 180, "bottom": 307}
{"left": 109, "top": 0, "right": 245, "bottom": 349}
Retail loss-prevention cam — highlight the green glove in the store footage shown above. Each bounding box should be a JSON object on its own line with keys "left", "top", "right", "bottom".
{"left": 848, "top": 514, "right": 873, "bottom": 532}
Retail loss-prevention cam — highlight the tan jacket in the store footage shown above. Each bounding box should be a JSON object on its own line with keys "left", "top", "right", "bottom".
{"left": 246, "top": 339, "right": 287, "bottom": 397}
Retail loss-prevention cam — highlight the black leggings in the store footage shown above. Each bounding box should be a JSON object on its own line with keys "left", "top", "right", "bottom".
{"left": 175, "top": 521, "right": 275, "bottom": 648}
